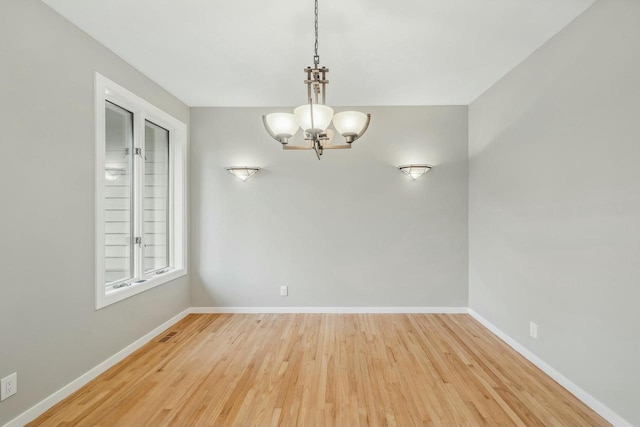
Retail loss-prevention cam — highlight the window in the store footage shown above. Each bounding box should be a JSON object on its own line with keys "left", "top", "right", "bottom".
{"left": 95, "top": 73, "right": 187, "bottom": 309}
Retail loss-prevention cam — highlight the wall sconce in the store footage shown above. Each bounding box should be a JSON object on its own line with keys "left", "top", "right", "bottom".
{"left": 226, "top": 166, "right": 261, "bottom": 182}
{"left": 398, "top": 164, "right": 432, "bottom": 180}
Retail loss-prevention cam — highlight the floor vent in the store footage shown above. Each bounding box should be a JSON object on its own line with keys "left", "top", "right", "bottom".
{"left": 158, "top": 331, "right": 178, "bottom": 343}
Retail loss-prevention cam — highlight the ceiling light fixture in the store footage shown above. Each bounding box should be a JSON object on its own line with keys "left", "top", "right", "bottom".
{"left": 226, "top": 166, "right": 260, "bottom": 182}
{"left": 262, "top": 0, "right": 371, "bottom": 160}
{"left": 398, "top": 164, "right": 432, "bottom": 180}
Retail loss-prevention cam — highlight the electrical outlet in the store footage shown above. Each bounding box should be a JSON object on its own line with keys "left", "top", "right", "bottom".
{"left": 280, "top": 286, "right": 288, "bottom": 297}
{"left": 530, "top": 322, "right": 538, "bottom": 339}
{"left": 1, "top": 372, "right": 17, "bottom": 401}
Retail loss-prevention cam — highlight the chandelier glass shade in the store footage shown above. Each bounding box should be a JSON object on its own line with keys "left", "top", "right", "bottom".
{"left": 263, "top": 113, "right": 299, "bottom": 143}
{"left": 262, "top": 0, "right": 370, "bottom": 159}
{"left": 333, "top": 111, "right": 370, "bottom": 141}
{"left": 292, "top": 104, "right": 334, "bottom": 135}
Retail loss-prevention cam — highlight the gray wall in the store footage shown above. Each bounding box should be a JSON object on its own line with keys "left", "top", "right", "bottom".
{"left": 0, "top": 0, "right": 190, "bottom": 424}
{"left": 4, "top": 0, "right": 635, "bottom": 424}
{"left": 468, "top": 0, "right": 640, "bottom": 425}
{"left": 190, "top": 106, "right": 468, "bottom": 308}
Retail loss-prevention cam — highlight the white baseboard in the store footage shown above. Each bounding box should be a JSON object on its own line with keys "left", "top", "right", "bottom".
{"left": 190, "top": 306, "right": 470, "bottom": 314}
{"left": 468, "top": 309, "right": 632, "bottom": 427}
{"left": 3, "top": 308, "right": 191, "bottom": 427}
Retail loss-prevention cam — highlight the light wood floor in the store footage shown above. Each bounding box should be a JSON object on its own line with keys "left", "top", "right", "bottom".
{"left": 30, "top": 314, "right": 608, "bottom": 426}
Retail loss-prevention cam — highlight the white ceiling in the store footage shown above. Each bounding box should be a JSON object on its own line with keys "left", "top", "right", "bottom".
{"left": 42, "top": 0, "right": 595, "bottom": 107}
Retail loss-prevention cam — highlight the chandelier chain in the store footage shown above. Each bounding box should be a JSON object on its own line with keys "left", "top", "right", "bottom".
{"left": 314, "top": 0, "right": 319, "bottom": 66}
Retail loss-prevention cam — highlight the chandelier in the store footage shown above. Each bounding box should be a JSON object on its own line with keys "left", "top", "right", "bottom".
{"left": 262, "top": 0, "right": 371, "bottom": 160}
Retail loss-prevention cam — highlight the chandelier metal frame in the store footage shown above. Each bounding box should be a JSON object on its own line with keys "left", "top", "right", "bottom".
{"left": 262, "top": 0, "right": 371, "bottom": 160}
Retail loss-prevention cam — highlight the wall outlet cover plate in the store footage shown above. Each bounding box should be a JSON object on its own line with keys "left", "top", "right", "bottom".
{"left": 1, "top": 372, "right": 17, "bottom": 401}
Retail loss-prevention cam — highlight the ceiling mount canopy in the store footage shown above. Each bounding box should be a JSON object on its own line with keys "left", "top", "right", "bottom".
{"left": 262, "top": 0, "right": 371, "bottom": 160}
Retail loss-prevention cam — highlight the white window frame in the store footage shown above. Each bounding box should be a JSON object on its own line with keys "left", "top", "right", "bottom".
{"left": 95, "top": 72, "right": 187, "bottom": 309}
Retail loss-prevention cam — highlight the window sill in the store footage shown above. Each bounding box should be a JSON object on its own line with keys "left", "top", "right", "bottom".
{"left": 96, "top": 268, "right": 186, "bottom": 310}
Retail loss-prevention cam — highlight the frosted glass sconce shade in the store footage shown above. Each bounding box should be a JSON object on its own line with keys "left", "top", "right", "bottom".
{"left": 263, "top": 113, "right": 299, "bottom": 144}
{"left": 294, "top": 104, "right": 334, "bottom": 135}
{"left": 333, "top": 111, "right": 369, "bottom": 137}
{"left": 398, "top": 164, "right": 432, "bottom": 180}
{"left": 226, "top": 166, "right": 261, "bottom": 182}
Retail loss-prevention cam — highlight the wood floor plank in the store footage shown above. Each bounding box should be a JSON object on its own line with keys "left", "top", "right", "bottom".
{"left": 28, "top": 314, "right": 610, "bottom": 427}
